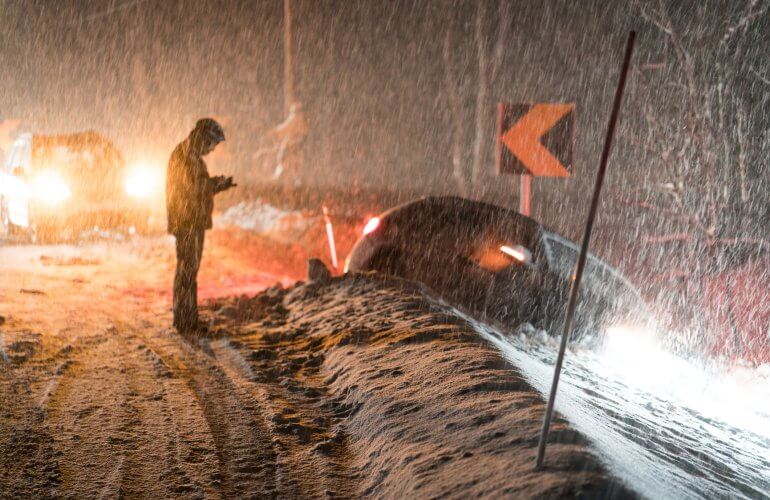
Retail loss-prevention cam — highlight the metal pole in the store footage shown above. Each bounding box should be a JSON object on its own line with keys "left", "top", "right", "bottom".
{"left": 520, "top": 174, "right": 531, "bottom": 216}
{"left": 535, "top": 31, "right": 636, "bottom": 471}
{"left": 322, "top": 205, "right": 339, "bottom": 271}
{"left": 283, "top": 0, "right": 294, "bottom": 114}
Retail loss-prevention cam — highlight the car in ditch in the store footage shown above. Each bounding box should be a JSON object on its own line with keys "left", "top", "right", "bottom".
{"left": 344, "top": 196, "right": 650, "bottom": 341}
{"left": 0, "top": 131, "right": 163, "bottom": 241}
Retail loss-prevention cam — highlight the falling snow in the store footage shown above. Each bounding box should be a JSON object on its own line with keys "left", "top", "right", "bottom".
{"left": 0, "top": 1, "right": 768, "bottom": 498}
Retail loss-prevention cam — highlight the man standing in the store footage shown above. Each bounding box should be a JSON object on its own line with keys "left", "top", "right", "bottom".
{"left": 166, "top": 118, "right": 234, "bottom": 333}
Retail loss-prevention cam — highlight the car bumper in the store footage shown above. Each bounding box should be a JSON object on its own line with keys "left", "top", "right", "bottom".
{"left": 31, "top": 200, "right": 159, "bottom": 233}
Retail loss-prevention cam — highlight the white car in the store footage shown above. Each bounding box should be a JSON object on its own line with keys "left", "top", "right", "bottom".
{"left": 0, "top": 132, "right": 163, "bottom": 242}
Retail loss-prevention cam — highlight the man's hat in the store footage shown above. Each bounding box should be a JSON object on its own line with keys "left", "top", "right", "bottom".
{"left": 194, "top": 118, "right": 225, "bottom": 143}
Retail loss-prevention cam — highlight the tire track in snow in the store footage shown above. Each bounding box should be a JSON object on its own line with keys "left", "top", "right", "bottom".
{"left": 140, "top": 329, "right": 279, "bottom": 498}
{"left": 44, "top": 326, "right": 221, "bottom": 497}
{"left": 209, "top": 337, "right": 358, "bottom": 499}
{"left": 45, "top": 332, "right": 133, "bottom": 498}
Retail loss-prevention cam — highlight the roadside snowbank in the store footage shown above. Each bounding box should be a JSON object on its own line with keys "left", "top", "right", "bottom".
{"left": 216, "top": 200, "right": 317, "bottom": 244}
{"left": 214, "top": 199, "right": 361, "bottom": 274}
{"left": 207, "top": 273, "right": 632, "bottom": 498}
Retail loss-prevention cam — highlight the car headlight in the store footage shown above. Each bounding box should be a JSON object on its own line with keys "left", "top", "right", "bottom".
{"left": 125, "top": 164, "right": 162, "bottom": 198}
{"left": 33, "top": 171, "right": 71, "bottom": 204}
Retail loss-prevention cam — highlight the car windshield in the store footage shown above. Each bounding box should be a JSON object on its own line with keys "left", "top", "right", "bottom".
{"left": 4, "top": 135, "right": 32, "bottom": 173}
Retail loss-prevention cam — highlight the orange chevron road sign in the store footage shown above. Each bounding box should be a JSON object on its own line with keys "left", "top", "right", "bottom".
{"left": 496, "top": 103, "right": 575, "bottom": 177}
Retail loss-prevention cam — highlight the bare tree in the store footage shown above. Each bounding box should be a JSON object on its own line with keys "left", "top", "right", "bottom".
{"left": 284, "top": 0, "right": 295, "bottom": 114}
{"left": 442, "top": 0, "right": 512, "bottom": 196}
{"left": 470, "top": 1, "right": 488, "bottom": 190}
{"left": 630, "top": 0, "right": 769, "bottom": 357}
{"left": 632, "top": 0, "right": 768, "bottom": 249}
{"left": 442, "top": 26, "right": 467, "bottom": 196}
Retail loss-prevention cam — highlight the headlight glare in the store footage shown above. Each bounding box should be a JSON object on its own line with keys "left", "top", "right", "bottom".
{"left": 125, "top": 164, "right": 162, "bottom": 198}
{"left": 33, "top": 171, "right": 71, "bottom": 204}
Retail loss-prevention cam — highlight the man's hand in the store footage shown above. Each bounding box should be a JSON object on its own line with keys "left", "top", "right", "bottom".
{"left": 212, "top": 175, "right": 236, "bottom": 193}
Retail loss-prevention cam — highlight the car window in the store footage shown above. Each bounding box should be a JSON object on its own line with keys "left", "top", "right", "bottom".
{"left": 542, "top": 233, "right": 641, "bottom": 305}
{"left": 5, "top": 135, "right": 32, "bottom": 172}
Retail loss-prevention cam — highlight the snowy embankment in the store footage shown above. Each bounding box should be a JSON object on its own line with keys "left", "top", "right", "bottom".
{"left": 214, "top": 199, "right": 361, "bottom": 275}
{"left": 215, "top": 201, "right": 318, "bottom": 244}
{"left": 207, "top": 273, "right": 631, "bottom": 498}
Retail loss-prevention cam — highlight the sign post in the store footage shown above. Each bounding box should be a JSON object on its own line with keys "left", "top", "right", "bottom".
{"left": 496, "top": 102, "right": 575, "bottom": 215}
{"left": 519, "top": 174, "right": 531, "bottom": 216}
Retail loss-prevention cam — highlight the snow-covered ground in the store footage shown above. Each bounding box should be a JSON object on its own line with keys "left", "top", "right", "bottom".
{"left": 216, "top": 200, "right": 318, "bottom": 244}
{"left": 206, "top": 274, "right": 632, "bottom": 498}
{"left": 465, "top": 313, "right": 770, "bottom": 499}
{"left": 0, "top": 240, "right": 630, "bottom": 497}
{"left": 2, "top": 226, "right": 766, "bottom": 498}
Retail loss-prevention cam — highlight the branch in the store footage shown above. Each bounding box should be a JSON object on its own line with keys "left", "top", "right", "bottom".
{"left": 635, "top": 0, "right": 673, "bottom": 35}
{"left": 643, "top": 233, "right": 692, "bottom": 244}
{"left": 750, "top": 66, "right": 770, "bottom": 86}
{"left": 624, "top": 134, "right": 677, "bottom": 164}
{"left": 720, "top": 0, "right": 766, "bottom": 47}
{"left": 490, "top": 0, "right": 512, "bottom": 83}
{"left": 618, "top": 198, "right": 699, "bottom": 222}
{"left": 641, "top": 0, "right": 699, "bottom": 124}
{"left": 640, "top": 234, "right": 770, "bottom": 249}
{"left": 711, "top": 237, "right": 770, "bottom": 249}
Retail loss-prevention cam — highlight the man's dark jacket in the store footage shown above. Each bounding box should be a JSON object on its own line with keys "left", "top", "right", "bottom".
{"left": 166, "top": 140, "right": 215, "bottom": 235}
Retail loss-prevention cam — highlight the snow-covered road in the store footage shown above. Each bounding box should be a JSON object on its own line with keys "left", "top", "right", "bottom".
{"left": 0, "top": 232, "right": 296, "bottom": 496}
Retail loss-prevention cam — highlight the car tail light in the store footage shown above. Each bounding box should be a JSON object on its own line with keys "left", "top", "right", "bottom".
{"left": 363, "top": 217, "right": 381, "bottom": 236}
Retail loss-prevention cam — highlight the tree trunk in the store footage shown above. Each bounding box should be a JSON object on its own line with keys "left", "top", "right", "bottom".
{"left": 283, "top": 0, "right": 295, "bottom": 114}
{"left": 471, "top": 1, "right": 488, "bottom": 192}
{"left": 442, "top": 27, "right": 467, "bottom": 196}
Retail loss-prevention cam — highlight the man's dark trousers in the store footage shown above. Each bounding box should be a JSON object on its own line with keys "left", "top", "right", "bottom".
{"left": 173, "top": 227, "right": 205, "bottom": 331}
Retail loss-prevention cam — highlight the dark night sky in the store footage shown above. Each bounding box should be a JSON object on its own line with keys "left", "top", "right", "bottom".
{"left": 1, "top": 0, "right": 768, "bottom": 238}
{"left": 0, "top": 1, "right": 630, "bottom": 177}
